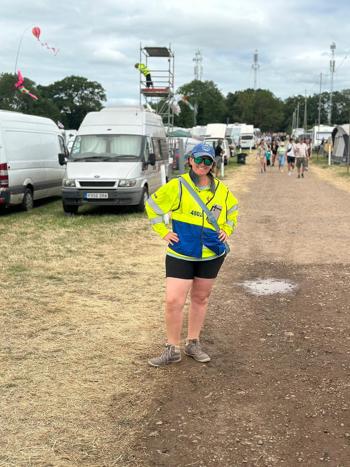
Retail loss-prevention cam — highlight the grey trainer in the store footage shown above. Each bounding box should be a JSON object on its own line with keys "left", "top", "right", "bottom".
{"left": 184, "top": 339, "right": 211, "bottom": 363}
{"left": 148, "top": 344, "right": 181, "bottom": 367}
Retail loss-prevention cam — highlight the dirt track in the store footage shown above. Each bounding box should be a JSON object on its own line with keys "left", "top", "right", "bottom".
{"left": 129, "top": 163, "right": 350, "bottom": 466}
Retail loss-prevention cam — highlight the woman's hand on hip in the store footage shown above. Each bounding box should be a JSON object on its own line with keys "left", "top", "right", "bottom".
{"left": 163, "top": 232, "right": 179, "bottom": 245}
{"left": 218, "top": 230, "right": 228, "bottom": 242}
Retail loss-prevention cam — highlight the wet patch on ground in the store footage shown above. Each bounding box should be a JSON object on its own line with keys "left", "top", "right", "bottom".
{"left": 239, "top": 278, "right": 297, "bottom": 296}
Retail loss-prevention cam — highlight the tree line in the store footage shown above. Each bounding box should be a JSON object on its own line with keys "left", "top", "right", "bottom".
{"left": 0, "top": 73, "right": 106, "bottom": 129}
{"left": 1, "top": 72, "right": 350, "bottom": 132}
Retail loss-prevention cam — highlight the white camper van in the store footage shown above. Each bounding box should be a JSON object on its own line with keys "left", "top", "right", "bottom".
{"left": 0, "top": 111, "right": 66, "bottom": 210}
{"left": 59, "top": 106, "right": 168, "bottom": 214}
{"left": 239, "top": 124, "right": 255, "bottom": 149}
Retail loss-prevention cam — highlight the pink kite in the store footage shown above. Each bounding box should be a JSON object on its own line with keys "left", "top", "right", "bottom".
{"left": 15, "top": 70, "right": 38, "bottom": 100}
{"left": 32, "top": 26, "right": 59, "bottom": 55}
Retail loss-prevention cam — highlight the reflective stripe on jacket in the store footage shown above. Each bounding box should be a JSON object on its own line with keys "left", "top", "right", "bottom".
{"left": 145, "top": 172, "right": 238, "bottom": 260}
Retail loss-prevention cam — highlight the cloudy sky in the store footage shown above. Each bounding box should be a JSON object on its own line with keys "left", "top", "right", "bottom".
{"left": 1, "top": 0, "right": 350, "bottom": 106}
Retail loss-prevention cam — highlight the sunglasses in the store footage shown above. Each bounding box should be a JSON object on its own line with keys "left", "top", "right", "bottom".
{"left": 193, "top": 156, "right": 213, "bottom": 166}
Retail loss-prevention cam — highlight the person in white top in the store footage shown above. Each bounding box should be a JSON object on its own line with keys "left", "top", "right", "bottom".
{"left": 294, "top": 138, "right": 308, "bottom": 178}
{"left": 286, "top": 138, "right": 296, "bottom": 176}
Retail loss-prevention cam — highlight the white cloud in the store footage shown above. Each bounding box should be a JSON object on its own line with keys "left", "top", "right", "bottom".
{"left": 1, "top": 0, "right": 350, "bottom": 105}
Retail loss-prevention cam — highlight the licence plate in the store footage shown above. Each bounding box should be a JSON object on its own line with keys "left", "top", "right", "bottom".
{"left": 84, "top": 192, "right": 109, "bottom": 199}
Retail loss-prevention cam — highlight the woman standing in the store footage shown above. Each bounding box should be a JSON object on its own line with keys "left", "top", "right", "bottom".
{"left": 145, "top": 143, "right": 239, "bottom": 367}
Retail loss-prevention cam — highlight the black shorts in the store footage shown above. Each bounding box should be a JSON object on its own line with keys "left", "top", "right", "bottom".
{"left": 166, "top": 254, "right": 226, "bottom": 279}
{"left": 287, "top": 156, "right": 295, "bottom": 164}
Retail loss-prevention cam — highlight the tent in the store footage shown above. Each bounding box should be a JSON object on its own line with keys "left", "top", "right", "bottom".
{"left": 332, "top": 124, "right": 350, "bottom": 163}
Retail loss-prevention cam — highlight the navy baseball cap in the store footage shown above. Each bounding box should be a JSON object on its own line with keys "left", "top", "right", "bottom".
{"left": 190, "top": 143, "right": 215, "bottom": 161}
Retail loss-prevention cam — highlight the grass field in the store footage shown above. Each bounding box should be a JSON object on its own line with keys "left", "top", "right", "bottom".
{"left": 310, "top": 154, "right": 350, "bottom": 193}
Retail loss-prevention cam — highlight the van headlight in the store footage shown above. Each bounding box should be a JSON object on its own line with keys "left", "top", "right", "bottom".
{"left": 118, "top": 179, "right": 137, "bottom": 187}
{"left": 63, "top": 179, "right": 76, "bottom": 187}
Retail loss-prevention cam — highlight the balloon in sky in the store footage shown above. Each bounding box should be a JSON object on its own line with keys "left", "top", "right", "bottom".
{"left": 32, "top": 25, "right": 59, "bottom": 55}
{"left": 32, "top": 26, "right": 41, "bottom": 39}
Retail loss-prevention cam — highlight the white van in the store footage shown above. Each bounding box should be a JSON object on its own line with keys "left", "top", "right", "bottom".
{"left": 239, "top": 124, "right": 255, "bottom": 149}
{"left": 59, "top": 106, "right": 168, "bottom": 214}
{"left": 0, "top": 111, "right": 66, "bottom": 210}
{"left": 226, "top": 123, "right": 243, "bottom": 147}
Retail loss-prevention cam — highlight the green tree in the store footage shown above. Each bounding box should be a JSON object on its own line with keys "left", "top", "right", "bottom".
{"left": 226, "top": 89, "right": 284, "bottom": 132}
{"left": 39, "top": 76, "right": 106, "bottom": 129}
{"left": 175, "top": 80, "right": 227, "bottom": 127}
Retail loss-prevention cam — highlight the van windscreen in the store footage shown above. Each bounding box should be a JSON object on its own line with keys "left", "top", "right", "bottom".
{"left": 70, "top": 135, "right": 143, "bottom": 161}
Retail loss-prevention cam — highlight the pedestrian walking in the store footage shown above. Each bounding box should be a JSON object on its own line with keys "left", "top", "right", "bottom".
{"left": 304, "top": 138, "right": 312, "bottom": 171}
{"left": 145, "top": 142, "right": 239, "bottom": 367}
{"left": 256, "top": 141, "right": 266, "bottom": 173}
{"left": 271, "top": 141, "right": 279, "bottom": 167}
{"left": 214, "top": 139, "right": 224, "bottom": 178}
{"left": 134, "top": 63, "right": 153, "bottom": 88}
{"left": 265, "top": 145, "right": 272, "bottom": 168}
{"left": 294, "top": 138, "right": 308, "bottom": 178}
{"left": 277, "top": 142, "right": 286, "bottom": 172}
{"left": 286, "top": 138, "right": 296, "bottom": 176}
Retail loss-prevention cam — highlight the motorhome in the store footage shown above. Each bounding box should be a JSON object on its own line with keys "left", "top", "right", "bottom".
{"left": 204, "top": 123, "right": 230, "bottom": 164}
{"left": 59, "top": 106, "right": 168, "bottom": 214}
{"left": 239, "top": 124, "right": 255, "bottom": 150}
{"left": 311, "top": 125, "right": 334, "bottom": 149}
{"left": 0, "top": 110, "right": 66, "bottom": 210}
{"left": 226, "top": 123, "right": 243, "bottom": 147}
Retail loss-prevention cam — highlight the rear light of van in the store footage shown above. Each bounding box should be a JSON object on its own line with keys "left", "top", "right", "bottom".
{"left": 0, "top": 163, "right": 9, "bottom": 188}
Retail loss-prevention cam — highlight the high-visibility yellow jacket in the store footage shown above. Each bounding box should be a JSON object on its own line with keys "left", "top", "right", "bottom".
{"left": 146, "top": 172, "right": 239, "bottom": 260}
{"left": 137, "top": 63, "right": 151, "bottom": 76}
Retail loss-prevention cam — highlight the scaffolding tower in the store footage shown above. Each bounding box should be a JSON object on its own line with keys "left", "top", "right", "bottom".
{"left": 139, "top": 44, "right": 175, "bottom": 130}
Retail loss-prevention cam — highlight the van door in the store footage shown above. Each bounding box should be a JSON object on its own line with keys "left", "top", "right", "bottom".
{"left": 152, "top": 137, "right": 166, "bottom": 191}
{"left": 143, "top": 137, "right": 158, "bottom": 195}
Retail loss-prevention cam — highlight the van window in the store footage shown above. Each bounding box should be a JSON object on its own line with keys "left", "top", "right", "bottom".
{"left": 241, "top": 136, "right": 253, "bottom": 140}
{"left": 71, "top": 135, "right": 143, "bottom": 161}
{"left": 152, "top": 138, "right": 162, "bottom": 161}
{"left": 144, "top": 139, "right": 150, "bottom": 162}
{"left": 58, "top": 135, "right": 66, "bottom": 154}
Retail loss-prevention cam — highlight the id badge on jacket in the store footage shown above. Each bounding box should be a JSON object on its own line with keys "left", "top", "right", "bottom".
{"left": 206, "top": 204, "right": 222, "bottom": 224}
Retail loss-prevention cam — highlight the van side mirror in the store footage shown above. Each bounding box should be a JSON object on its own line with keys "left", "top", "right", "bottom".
{"left": 149, "top": 153, "right": 156, "bottom": 166}
{"left": 58, "top": 153, "right": 67, "bottom": 165}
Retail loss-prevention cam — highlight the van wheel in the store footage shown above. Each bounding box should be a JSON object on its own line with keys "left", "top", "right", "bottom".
{"left": 21, "top": 188, "right": 34, "bottom": 211}
{"left": 137, "top": 187, "right": 148, "bottom": 212}
{"left": 63, "top": 203, "right": 78, "bottom": 215}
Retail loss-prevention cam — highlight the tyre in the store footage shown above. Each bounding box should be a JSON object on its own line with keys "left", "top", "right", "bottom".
{"left": 21, "top": 188, "right": 34, "bottom": 211}
{"left": 63, "top": 203, "right": 78, "bottom": 215}
{"left": 136, "top": 187, "right": 148, "bottom": 212}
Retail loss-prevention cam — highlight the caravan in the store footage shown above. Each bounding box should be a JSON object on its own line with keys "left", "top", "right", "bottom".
{"left": 59, "top": 106, "right": 168, "bottom": 214}
{"left": 226, "top": 123, "right": 243, "bottom": 149}
{"left": 0, "top": 111, "right": 65, "bottom": 210}
{"left": 311, "top": 125, "right": 334, "bottom": 149}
